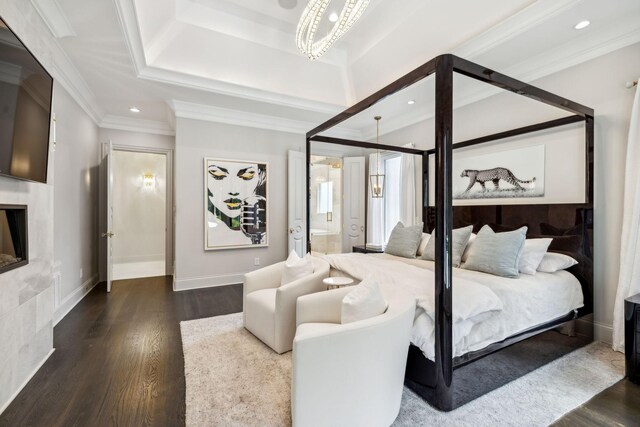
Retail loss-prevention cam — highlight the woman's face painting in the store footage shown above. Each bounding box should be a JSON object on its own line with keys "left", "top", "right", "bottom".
{"left": 208, "top": 161, "right": 260, "bottom": 218}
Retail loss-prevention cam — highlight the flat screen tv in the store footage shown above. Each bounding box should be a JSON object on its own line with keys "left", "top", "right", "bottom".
{"left": 0, "top": 17, "right": 53, "bottom": 184}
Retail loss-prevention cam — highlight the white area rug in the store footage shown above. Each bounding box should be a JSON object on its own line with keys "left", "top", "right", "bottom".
{"left": 180, "top": 313, "right": 624, "bottom": 427}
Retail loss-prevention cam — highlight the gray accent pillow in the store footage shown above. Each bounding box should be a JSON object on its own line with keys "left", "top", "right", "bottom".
{"left": 462, "top": 225, "right": 528, "bottom": 278}
{"left": 421, "top": 225, "right": 473, "bottom": 267}
{"left": 384, "top": 222, "right": 423, "bottom": 259}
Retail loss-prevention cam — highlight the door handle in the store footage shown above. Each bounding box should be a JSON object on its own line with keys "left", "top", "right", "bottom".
{"left": 102, "top": 232, "right": 115, "bottom": 238}
{"left": 361, "top": 226, "right": 364, "bottom": 232}
{"left": 289, "top": 228, "right": 294, "bottom": 234}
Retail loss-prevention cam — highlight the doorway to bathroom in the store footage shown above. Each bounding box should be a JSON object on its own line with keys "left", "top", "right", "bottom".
{"left": 310, "top": 155, "right": 343, "bottom": 254}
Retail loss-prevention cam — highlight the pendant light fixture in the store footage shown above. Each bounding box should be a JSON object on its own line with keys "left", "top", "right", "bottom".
{"left": 296, "top": 0, "right": 370, "bottom": 60}
{"left": 370, "top": 116, "right": 385, "bottom": 198}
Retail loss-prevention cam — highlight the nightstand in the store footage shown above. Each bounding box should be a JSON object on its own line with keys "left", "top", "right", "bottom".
{"left": 352, "top": 245, "right": 383, "bottom": 254}
{"left": 625, "top": 293, "right": 640, "bottom": 384}
{"left": 323, "top": 277, "right": 355, "bottom": 290}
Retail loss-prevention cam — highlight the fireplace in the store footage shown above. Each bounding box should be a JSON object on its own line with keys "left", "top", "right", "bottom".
{"left": 0, "top": 205, "right": 28, "bottom": 274}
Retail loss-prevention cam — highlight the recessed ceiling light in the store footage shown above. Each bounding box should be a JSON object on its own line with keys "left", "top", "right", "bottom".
{"left": 408, "top": 100, "right": 416, "bottom": 105}
{"left": 129, "top": 106, "right": 141, "bottom": 113}
{"left": 328, "top": 12, "right": 339, "bottom": 23}
{"left": 574, "top": 20, "right": 590, "bottom": 30}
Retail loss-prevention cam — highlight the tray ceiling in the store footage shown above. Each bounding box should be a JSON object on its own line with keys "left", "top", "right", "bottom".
{"left": 29, "top": 0, "right": 640, "bottom": 137}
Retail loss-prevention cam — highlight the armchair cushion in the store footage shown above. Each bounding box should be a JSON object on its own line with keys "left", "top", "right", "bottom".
{"left": 281, "top": 251, "right": 314, "bottom": 286}
{"left": 341, "top": 278, "right": 387, "bottom": 324}
{"left": 244, "top": 256, "right": 330, "bottom": 354}
{"left": 292, "top": 289, "right": 416, "bottom": 427}
{"left": 244, "top": 288, "right": 277, "bottom": 347}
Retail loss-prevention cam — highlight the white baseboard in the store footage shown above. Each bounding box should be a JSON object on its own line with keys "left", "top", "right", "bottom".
{"left": 174, "top": 273, "right": 243, "bottom": 292}
{"left": 594, "top": 321, "right": 613, "bottom": 344}
{"left": 576, "top": 316, "right": 613, "bottom": 345}
{"left": 0, "top": 348, "right": 55, "bottom": 415}
{"left": 53, "top": 274, "right": 100, "bottom": 326}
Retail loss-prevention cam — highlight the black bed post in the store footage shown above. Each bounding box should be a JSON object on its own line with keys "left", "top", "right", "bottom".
{"left": 423, "top": 152, "right": 430, "bottom": 233}
{"left": 434, "top": 54, "right": 454, "bottom": 411}
{"left": 306, "top": 137, "right": 311, "bottom": 253}
{"left": 585, "top": 116, "right": 594, "bottom": 204}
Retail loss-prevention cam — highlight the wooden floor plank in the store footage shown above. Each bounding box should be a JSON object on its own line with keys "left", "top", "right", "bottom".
{"left": 0, "top": 276, "right": 241, "bottom": 427}
{"left": 0, "top": 275, "right": 638, "bottom": 426}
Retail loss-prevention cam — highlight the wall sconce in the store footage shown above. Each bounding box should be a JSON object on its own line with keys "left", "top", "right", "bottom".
{"left": 143, "top": 173, "right": 155, "bottom": 188}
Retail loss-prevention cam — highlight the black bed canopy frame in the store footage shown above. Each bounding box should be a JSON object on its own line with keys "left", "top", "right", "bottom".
{"left": 306, "top": 54, "right": 594, "bottom": 411}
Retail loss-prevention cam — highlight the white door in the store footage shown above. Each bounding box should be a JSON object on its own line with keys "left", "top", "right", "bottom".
{"left": 101, "top": 141, "right": 114, "bottom": 292}
{"left": 342, "top": 157, "right": 365, "bottom": 252}
{"left": 288, "top": 150, "right": 306, "bottom": 257}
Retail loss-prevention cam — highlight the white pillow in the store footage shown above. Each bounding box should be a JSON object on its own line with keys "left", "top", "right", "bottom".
{"left": 281, "top": 251, "right": 314, "bottom": 285}
{"left": 341, "top": 278, "right": 387, "bottom": 324}
{"left": 461, "top": 233, "right": 476, "bottom": 263}
{"left": 518, "top": 238, "right": 552, "bottom": 275}
{"left": 417, "top": 233, "right": 431, "bottom": 256}
{"left": 537, "top": 252, "right": 578, "bottom": 273}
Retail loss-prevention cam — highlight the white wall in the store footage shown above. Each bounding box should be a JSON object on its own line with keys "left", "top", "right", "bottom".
{"left": 382, "top": 42, "right": 640, "bottom": 343}
{"left": 112, "top": 150, "right": 166, "bottom": 264}
{"left": 0, "top": 1, "right": 100, "bottom": 413}
{"left": 52, "top": 83, "right": 100, "bottom": 324}
{"left": 174, "top": 118, "right": 304, "bottom": 290}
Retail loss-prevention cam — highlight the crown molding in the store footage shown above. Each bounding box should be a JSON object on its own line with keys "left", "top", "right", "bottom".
{"left": 29, "top": 0, "right": 76, "bottom": 38}
{"left": 453, "top": 0, "right": 581, "bottom": 60}
{"left": 49, "top": 50, "right": 103, "bottom": 124}
{"left": 360, "top": 25, "right": 640, "bottom": 140}
{"left": 513, "top": 26, "right": 640, "bottom": 85}
{"left": 142, "top": 66, "right": 345, "bottom": 115}
{"left": 169, "top": 99, "right": 362, "bottom": 138}
{"left": 113, "top": 0, "right": 147, "bottom": 74}
{"left": 99, "top": 115, "right": 176, "bottom": 136}
{"left": 6, "top": 0, "right": 102, "bottom": 124}
{"left": 113, "top": 0, "right": 347, "bottom": 115}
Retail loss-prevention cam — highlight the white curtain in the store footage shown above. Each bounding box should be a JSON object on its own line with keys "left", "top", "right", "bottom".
{"left": 400, "top": 144, "right": 417, "bottom": 226}
{"left": 367, "top": 152, "right": 384, "bottom": 246}
{"left": 613, "top": 78, "right": 640, "bottom": 352}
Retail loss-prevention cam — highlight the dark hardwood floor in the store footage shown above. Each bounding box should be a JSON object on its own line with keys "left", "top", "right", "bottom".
{"left": 0, "top": 275, "right": 638, "bottom": 426}
{"left": 553, "top": 379, "right": 640, "bottom": 426}
{"left": 0, "top": 276, "right": 242, "bottom": 427}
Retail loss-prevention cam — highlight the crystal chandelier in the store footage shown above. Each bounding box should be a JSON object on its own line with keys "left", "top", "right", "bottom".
{"left": 296, "top": 0, "right": 370, "bottom": 60}
{"left": 370, "top": 116, "right": 385, "bottom": 198}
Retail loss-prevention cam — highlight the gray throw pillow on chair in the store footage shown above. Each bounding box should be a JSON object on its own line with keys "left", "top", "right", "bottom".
{"left": 462, "top": 225, "right": 527, "bottom": 278}
{"left": 384, "top": 222, "right": 423, "bottom": 259}
{"left": 421, "top": 225, "right": 473, "bottom": 267}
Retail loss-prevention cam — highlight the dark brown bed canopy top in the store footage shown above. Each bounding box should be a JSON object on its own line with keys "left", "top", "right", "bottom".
{"left": 306, "top": 54, "right": 594, "bottom": 411}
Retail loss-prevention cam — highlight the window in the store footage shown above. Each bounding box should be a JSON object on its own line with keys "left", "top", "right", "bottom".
{"left": 383, "top": 155, "right": 401, "bottom": 242}
{"left": 317, "top": 181, "right": 333, "bottom": 214}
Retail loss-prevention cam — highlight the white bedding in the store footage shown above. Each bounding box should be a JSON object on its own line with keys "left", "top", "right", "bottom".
{"left": 321, "top": 252, "right": 584, "bottom": 361}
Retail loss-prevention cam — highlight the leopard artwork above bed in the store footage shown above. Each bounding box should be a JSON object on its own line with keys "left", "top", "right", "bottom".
{"left": 460, "top": 167, "right": 536, "bottom": 193}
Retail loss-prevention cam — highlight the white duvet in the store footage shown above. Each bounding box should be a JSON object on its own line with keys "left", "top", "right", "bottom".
{"left": 320, "top": 253, "right": 584, "bottom": 360}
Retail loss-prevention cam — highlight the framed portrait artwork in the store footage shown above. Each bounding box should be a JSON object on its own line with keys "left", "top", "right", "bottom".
{"left": 204, "top": 157, "right": 268, "bottom": 250}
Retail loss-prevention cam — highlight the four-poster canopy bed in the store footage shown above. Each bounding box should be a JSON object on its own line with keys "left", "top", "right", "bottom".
{"left": 305, "top": 54, "right": 594, "bottom": 411}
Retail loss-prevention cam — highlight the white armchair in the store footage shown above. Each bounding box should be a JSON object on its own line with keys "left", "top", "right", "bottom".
{"left": 291, "top": 287, "right": 416, "bottom": 427}
{"left": 243, "top": 256, "right": 330, "bottom": 354}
